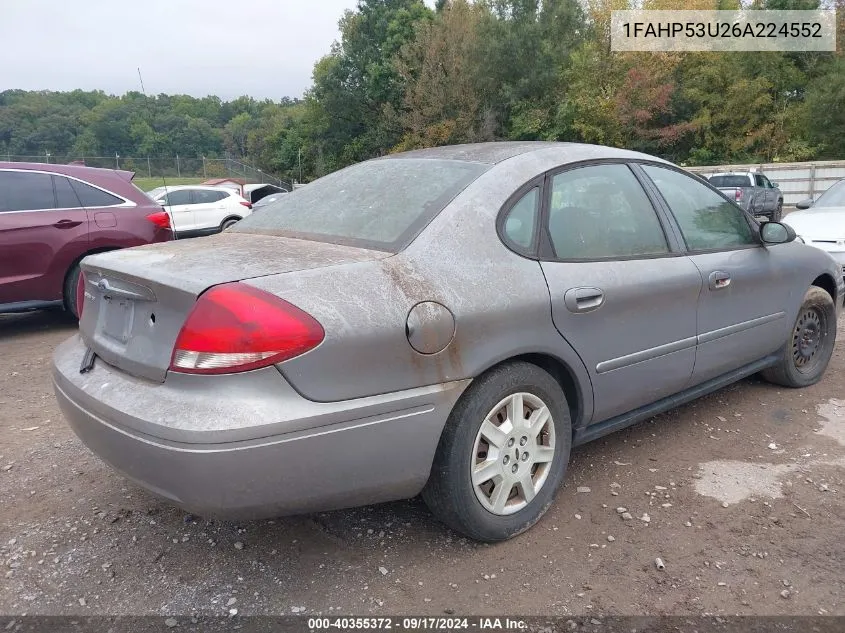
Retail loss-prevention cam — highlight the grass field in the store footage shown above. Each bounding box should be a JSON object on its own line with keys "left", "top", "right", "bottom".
{"left": 132, "top": 176, "right": 206, "bottom": 192}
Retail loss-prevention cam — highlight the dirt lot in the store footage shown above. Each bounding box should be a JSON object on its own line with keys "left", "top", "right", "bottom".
{"left": 1, "top": 310, "right": 844, "bottom": 617}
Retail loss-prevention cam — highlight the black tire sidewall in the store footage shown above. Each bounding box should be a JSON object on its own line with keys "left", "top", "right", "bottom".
{"left": 426, "top": 363, "right": 571, "bottom": 541}
{"left": 64, "top": 264, "right": 82, "bottom": 319}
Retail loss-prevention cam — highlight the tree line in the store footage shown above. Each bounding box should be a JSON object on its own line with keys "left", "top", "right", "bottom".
{"left": 1, "top": 0, "right": 843, "bottom": 184}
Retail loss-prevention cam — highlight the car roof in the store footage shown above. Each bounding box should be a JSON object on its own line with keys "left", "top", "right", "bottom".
{"left": 710, "top": 172, "right": 753, "bottom": 176}
{"left": 381, "top": 141, "right": 666, "bottom": 166}
{"left": 0, "top": 161, "right": 135, "bottom": 182}
{"left": 151, "top": 185, "right": 235, "bottom": 193}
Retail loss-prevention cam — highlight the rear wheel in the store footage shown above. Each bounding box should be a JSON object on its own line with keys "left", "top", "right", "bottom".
{"left": 423, "top": 362, "right": 571, "bottom": 542}
{"left": 220, "top": 217, "right": 241, "bottom": 232}
{"left": 63, "top": 263, "right": 83, "bottom": 319}
{"left": 773, "top": 201, "right": 783, "bottom": 222}
{"left": 761, "top": 286, "right": 837, "bottom": 388}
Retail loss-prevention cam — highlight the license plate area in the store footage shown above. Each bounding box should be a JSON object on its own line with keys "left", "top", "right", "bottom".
{"left": 102, "top": 298, "right": 135, "bottom": 343}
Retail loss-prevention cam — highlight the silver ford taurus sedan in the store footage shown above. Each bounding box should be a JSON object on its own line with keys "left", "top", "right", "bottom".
{"left": 53, "top": 142, "right": 844, "bottom": 541}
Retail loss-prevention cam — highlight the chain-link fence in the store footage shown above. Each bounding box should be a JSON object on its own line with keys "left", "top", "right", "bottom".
{"left": 1, "top": 155, "right": 291, "bottom": 190}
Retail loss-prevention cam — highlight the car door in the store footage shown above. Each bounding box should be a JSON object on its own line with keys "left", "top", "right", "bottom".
{"left": 760, "top": 174, "right": 778, "bottom": 212}
{"left": 640, "top": 164, "right": 795, "bottom": 384}
{"left": 0, "top": 169, "right": 90, "bottom": 304}
{"left": 191, "top": 189, "right": 228, "bottom": 230}
{"left": 753, "top": 174, "right": 771, "bottom": 213}
{"left": 159, "top": 189, "right": 194, "bottom": 234}
{"left": 534, "top": 163, "right": 702, "bottom": 422}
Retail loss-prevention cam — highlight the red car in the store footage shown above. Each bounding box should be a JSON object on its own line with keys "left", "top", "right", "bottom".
{"left": 0, "top": 163, "right": 173, "bottom": 318}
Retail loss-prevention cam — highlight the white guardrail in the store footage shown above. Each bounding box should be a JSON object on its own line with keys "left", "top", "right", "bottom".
{"left": 686, "top": 160, "right": 845, "bottom": 206}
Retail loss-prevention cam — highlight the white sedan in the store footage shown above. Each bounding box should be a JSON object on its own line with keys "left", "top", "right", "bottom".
{"left": 784, "top": 179, "right": 845, "bottom": 275}
{"left": 146, "top": 185, "right": 253, "bottom": 239}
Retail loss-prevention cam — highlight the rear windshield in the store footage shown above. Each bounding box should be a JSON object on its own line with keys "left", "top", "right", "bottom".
{"left": 708, "top": 175, "right": 751, "bottom": 188}
{"left": 231, "top": 158, "right": 489, "bottom": 250}
{"left": 813, "top": 180, "right": 845, "bottom": 208}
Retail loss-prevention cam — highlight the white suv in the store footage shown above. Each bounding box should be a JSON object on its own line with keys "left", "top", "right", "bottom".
{"left": 147, "top": 185, "right": 252, "bottom": 238}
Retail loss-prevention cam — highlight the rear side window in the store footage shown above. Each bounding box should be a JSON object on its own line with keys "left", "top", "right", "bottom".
{"left": 547, "top": 164, "right": 669, "bottom": 259}
{"left": 708, "top": 175, "right": 750, "bottom": 188}
{"left": 69, "top": 179, "right": 123, "bottom": 207}
{"left": 53, "top": 176, "right": 81, "bottom": 208}
{"left": 0, "top": 170, "right": 55, "bottom": 212}
{"left": 193, "top": 190, "right": 227, "bottom": 204}
{"left": 232, "top": 158, "right": 489, "bottom": 250}
{"left": 643, "top": 165, "right": 756, "bottom": 251}
{"left": 501, "top": 187, "right": 539, "bottom": 252}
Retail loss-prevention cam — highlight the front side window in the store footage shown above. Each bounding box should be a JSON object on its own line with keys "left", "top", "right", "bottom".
{"left": 546, "top": 164, "right": 669, "bottom": 260}
{"left": 643, "top": 165, "right": 756, "bottom": 251}
{"left": 69, "top": 179, "right": 123, "bottom": 208}
{"left": 162, "top": 190, "right": 192, "bottom": 206}
{"left": 501, "top": 187, "right": 539, "bottom": 252}
{"left": 0, "top": 170, "right": 55, "bottom": 212}
{"left": 754, "top": 174, "right": 765, "bottom": 187}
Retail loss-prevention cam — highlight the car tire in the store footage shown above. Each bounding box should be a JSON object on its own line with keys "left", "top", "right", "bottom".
{"left": 773, "top": 202, "right": 783, "bottom": 222}
{"left": 761, "top": 286, "right": 837, "bottom": 388}
{"left": 220, "top": 217, "right": 240, "bottom": 232}
{"left": 63, "top": 263, "right": 83, "bottom": 320}
{"left": 422, "top": 362, "right": 571, "bottom": 542}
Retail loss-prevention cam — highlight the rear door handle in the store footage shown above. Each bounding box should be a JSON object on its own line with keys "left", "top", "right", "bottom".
{"left": 53, "top": 219, "right": 82, "bottom": 229}
{"left": 564, "top": 287, "right": 605, "bottom": 313}
{"left": 709, "top": 271, "right": 731, "bottom": 290}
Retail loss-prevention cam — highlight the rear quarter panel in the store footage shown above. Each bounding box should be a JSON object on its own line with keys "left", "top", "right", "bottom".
{"left": 249, "top": 152, "right": 595, "bottom": 425}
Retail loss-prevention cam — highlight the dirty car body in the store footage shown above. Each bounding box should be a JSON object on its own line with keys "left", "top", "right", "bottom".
{"left": 53, "top": 143, "right": 843, "bottom": 539}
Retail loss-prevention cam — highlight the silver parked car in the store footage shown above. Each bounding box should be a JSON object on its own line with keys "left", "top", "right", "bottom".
{"left": 53, "top": 143, "right": 844, "bottom": 542}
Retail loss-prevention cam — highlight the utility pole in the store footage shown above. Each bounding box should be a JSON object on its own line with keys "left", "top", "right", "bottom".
{"left": 147, "top": 156, "right": 152, "bottom": 179}
{"left": 203, "top": 156, "right": 207, "bottom": 179}
{"left": 298, "top": 147, "right": 302, "bottom": 185}
{"left": 115, "top": 153, "right": 120, "bottom": 169}
{"left": 45, "top": 151, "right": 50, "bottom": 164}
{"left": 176, "top": 154, "right": 181, "bottom": 178}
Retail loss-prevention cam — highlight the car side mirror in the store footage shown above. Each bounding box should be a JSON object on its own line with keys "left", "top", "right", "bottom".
{"left": 760, "top": 221, "right": 796, "bottom": 244}
{"left": 795, "top": 198, "right": 813, "bottom": 209}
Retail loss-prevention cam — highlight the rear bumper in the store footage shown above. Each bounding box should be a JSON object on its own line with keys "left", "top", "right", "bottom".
{"left": 53, "top": 335, "right": 469, "bottom": 518}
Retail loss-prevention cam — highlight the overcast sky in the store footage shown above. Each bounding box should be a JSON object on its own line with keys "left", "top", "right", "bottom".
{"left": 0, "top": 0, "right": 367, "bottom": 101}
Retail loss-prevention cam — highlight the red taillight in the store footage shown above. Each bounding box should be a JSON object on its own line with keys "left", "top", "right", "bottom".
{"left": 169, "top": 283, "right": 324, "bottom": 375}
{"left": 146, "top": 210, "right": 171, "bottom": 229}
{"left": 240, "top": 201, "right": 253, "bottom": 209}
{"left": 735, "top": 189, "right": 743, "bottom": 201}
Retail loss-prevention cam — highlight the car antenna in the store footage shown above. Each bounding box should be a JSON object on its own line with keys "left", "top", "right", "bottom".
{"left": 137, "top": 67, "right": 168, "bottom": 195}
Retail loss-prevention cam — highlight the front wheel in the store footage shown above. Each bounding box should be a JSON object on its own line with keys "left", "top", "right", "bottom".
{"left": 423, "top": 362, "right": 571, "bottom": 542}
{"left": 772, "top": 201, "right": 783, "bottom": 222}
{"left": 761, "top": 286, "right": 837, "bottom": 388}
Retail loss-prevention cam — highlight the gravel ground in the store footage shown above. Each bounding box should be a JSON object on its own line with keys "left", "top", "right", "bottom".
{"left": 1, "top": 310, "right": 844, "bottom": 617}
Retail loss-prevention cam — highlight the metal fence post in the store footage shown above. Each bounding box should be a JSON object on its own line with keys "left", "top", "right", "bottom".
{"left": 809, "top": 164, "right": 816, "bottom": 200}
{"left": 203, "top": 156, "right": 207, "bottom": 179}
{"left": 176, "top": 154, "right": 181, "bottom": 178}
{"left": 147, "top": 156, "right": 152, "bottom": 179}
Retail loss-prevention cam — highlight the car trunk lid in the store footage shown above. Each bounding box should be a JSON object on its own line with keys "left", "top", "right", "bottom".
{"left": 78, "top": 233, "right": 390, "bottom": 382}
